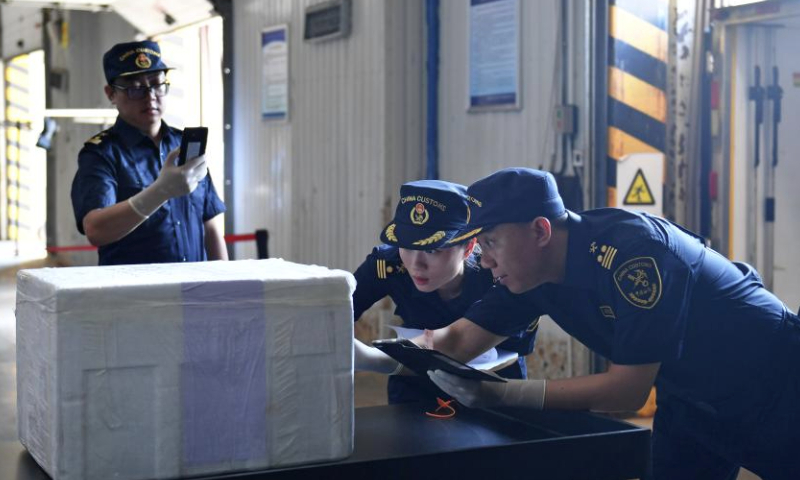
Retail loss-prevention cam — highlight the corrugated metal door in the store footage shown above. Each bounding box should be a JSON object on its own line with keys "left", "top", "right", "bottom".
{"left": 4, "top": 51, "right": 46, "bottom": 257}
{"left": 157, "top": 17, "right": 225, "bottom": 204}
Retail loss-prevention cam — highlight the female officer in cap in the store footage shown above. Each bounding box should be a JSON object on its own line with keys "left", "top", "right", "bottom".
{"left": 352, "top": 179, "right": 539, "bottom": 404}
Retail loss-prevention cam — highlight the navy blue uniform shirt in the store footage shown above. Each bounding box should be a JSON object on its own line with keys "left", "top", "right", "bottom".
{"left": 353, "top": 244, "right": 539, "bottom": 404}
{"left": 71, "top": 118, "right": 226, "bottom": 265}
{"left": 477, "top": 209, "right": 797, "bottom": 412}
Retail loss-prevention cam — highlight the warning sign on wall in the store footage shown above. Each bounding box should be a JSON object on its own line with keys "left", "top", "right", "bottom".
{"left": 623, "top": 169, "right": 655, "bottom": 205}
{"left": 615, "top": 153, "right": 663, "bottom": 216}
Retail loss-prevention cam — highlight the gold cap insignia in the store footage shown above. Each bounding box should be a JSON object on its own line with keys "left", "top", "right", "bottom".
{"left": 412, "top": 231, "right": 446, "bottom": 246}
{"left": 613, "top": 257, "right": 662, "bottom": 309}
{"left": 135, "top": 53, "right": 152, "bottom": 69}
{"left": 384, "top": 223, "right": 398, "bottom": 242}
{"left": 410, "top": 203, "right": 429, "bottom": 225}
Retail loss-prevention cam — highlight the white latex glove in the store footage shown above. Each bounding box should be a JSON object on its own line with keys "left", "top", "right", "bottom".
{"left": 128, "top": 148, "right": 208, "bottom": 218}
{"left": 354, "top": 339, "right": 402, "bottom": 375}
{"left": 428, "top": 370, "right": 546, "bottom": 409}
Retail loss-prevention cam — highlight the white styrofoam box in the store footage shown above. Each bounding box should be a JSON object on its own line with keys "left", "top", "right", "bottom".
{"left": 15, "top": 259, "right": 355, "bottom": 480}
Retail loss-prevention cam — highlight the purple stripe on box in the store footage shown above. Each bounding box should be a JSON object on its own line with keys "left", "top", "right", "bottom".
{"left": 181, "top": 281, "right": 267, "bottom": 466}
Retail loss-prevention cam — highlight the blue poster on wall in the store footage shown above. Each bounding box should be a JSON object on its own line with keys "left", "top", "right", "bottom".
{"left": 261, "top": 26, "right": 289, "bottom": 120}
{"left": 469, "top": 0, "right": 520, "bottom": 110}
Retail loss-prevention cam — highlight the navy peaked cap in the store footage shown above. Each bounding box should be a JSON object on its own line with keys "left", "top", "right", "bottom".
{"left": 103, "top": 40, "right": 172, "bottom": 83}
{"left": 380, "top": 180, "right": 474, "bottom": 250}
{"left": 461, "top": 168, "right": 566, "bottom": 238}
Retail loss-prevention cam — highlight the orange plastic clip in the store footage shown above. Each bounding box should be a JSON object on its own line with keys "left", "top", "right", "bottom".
{"left": 425, "top": 397, "right": 456, "bottom": 419}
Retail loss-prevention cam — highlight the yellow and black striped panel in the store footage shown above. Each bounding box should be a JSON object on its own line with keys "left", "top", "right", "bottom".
{"left": 607, "top": 0, "right": 668, "bottom": 206}
{"left": 5, "top": 57, "right": 31, "bottom": 241}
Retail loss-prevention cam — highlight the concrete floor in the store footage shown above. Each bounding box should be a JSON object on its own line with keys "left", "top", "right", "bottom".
{"left": 0, "top": 263, "right": 760, "bottom": 478}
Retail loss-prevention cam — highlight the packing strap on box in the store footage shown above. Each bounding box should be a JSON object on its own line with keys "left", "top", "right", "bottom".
{"left": 182, "top": 280, "right": 268, "bottom": 466}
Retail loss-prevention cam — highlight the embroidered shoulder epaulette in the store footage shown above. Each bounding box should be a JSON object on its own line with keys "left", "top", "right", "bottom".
{"left": 589, "top": 240, "right": 620, "bottom": 271}
{"left": 85, "top": 130, "right": 110, "bottom": 146}
{"left": 375, "top": 258, "right": 406, "bottom": 280}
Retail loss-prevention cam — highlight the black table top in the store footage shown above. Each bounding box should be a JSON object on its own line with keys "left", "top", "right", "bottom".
{"left": 1, "top": 404, "right": 650, "bottom": 480}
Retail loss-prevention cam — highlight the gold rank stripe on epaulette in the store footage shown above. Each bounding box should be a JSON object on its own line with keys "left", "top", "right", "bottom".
{"left": 596, "top": 244, "right": 618, "bottom": 270}
{"left": 376, "top": 259, "right": 404, "bottom": 279}
{"left": 376, "top": 259, "right": 388, "bottom": 279}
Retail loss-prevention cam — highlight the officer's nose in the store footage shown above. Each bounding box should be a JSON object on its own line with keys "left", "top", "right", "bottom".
{"left": 408, "top": 251, "right": 427, "bottom": 269}
{"left": 480, "top": 252, "right": 496, "bottom": 269}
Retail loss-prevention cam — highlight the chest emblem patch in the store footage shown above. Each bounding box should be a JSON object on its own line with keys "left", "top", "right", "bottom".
{"left": 613, "top": 257, "right": 662, "bottom": 309}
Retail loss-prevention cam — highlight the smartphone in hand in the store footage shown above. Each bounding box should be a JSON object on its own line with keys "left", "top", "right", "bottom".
{"left": 178, "top": 127, "right": 208, "bottom": 166}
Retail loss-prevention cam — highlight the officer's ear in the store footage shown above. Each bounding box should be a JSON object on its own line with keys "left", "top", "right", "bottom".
{"left": 462, "top": 237, "right": 477, "bottom": 259}
{"left": 530, "top": 217, "right": 553, "bottom": 247}
{"left": 104, "top": 85, "right": 116, "bottom": 104}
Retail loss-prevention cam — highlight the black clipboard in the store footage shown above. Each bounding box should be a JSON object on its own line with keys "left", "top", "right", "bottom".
{"left": 372, "top": 338, "right": 507, "bottom": 383}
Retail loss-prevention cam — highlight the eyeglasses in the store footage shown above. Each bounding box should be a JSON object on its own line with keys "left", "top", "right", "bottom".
{"left": 111, "top": 82, "right": 170, "bottom": 100}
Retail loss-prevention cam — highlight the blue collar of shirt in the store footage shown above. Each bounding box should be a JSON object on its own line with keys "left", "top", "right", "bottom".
{"left": 112, "top": 117, "right": 173, "bottom": 149}
{"left": 561, "top": 210, "right": 597, "bottom": 289}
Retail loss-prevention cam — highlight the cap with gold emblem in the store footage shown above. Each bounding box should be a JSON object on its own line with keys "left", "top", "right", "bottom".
{"left": 103, "top": 40, "right": 172, "bottom": 84}
{"left": 380, "top": 180, "right": 472, "bottom": 250}
{"left": 463, "top": 167, "right": 566, "bottom": 238}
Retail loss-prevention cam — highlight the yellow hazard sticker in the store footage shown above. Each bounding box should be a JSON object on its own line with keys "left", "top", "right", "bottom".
{"left": 623, "top": 168, "right": 655, "bottom": 205}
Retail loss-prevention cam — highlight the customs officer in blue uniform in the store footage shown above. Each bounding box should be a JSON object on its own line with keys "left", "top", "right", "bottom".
{"left": 353, "top": 180, "right": 539, "bottom": 404}
{"left": 71, "top": 40, "right": 227, "bottom": 265}
{"left": 427, "top": 168, "right": 800, "bottom": 479}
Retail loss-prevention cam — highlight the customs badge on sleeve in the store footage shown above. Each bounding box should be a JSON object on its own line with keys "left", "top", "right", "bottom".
{"left": 613, "top": 257, "right": 662, "bottom": 309}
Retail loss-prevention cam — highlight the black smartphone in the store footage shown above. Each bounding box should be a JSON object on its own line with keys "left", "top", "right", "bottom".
{"left": 372, "top": 338, "right": 507, "bottom": 382}
{"left": 178, "top": 127, "right": 208, "bottom": 166}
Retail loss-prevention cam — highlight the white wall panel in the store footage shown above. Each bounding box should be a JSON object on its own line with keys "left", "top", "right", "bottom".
{"left": 438, "top": 0, "right": 560, "bottom": 185}
{"left": 231, "top": 0, "right": 293, "bottom": 262}
{"left": 1, "top": 6, "right": 43, "bottom": 58}
{"left": 232, "top": 0, "right": 421, "bottom": 270}
{"left": 290, "top": 0, "right": 388, "bottom": 270}
{"left": 46, "top": 11, "right": 138, "bottom": 265}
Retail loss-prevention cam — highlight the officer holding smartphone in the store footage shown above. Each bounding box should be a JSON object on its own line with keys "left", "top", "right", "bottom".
{"left": 71, "top": 40, "right": 227, "bottom": 265}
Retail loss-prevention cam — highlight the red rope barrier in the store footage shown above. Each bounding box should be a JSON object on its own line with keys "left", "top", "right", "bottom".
{"left": 223, "top": 233, "right": 256, "bottom": 242}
